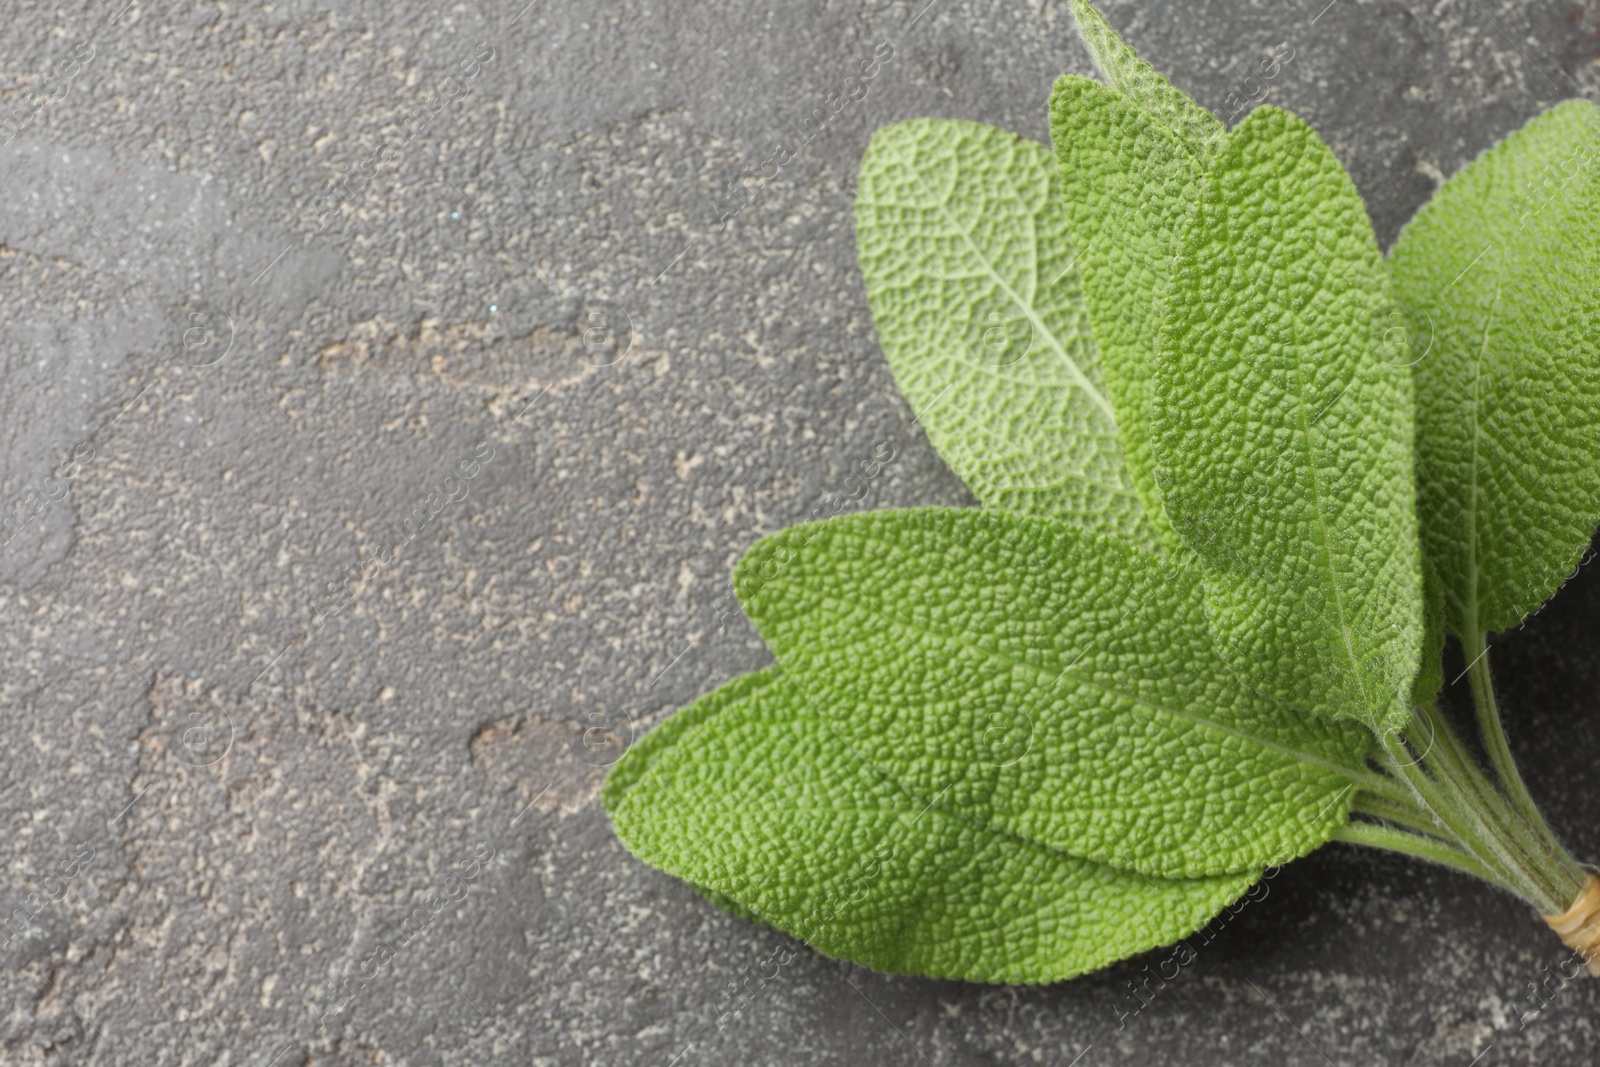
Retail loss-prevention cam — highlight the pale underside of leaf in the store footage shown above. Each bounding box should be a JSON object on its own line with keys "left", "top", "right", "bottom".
{"left": 1153, "top": 106, "right": 1423, "bottom": 733}
{"left": 735, "top": 508, "right": 1368, "bottom": 879}
{"left": 1389, "top": 99, "right": 1600, "bottom": 637}
{"left": 604, "top": 667, "right": 1256, "bottom": 984}
{"left": 1051, "top": 75, "right": 1208, "bottom": 553}
{"left": 855, "top": 118, "right": 1158, "bottom": 548}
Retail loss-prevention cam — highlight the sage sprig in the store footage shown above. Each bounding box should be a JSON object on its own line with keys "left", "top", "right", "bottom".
{"left": 603, "top": 0, "right": 1600, "bottom": 982}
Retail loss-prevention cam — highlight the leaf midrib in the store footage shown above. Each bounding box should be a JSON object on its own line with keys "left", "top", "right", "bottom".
{"left": 1269, "top": 149, "right": 1367, "bottom": 703}
{"left": 884, "top": 164, "right": 1120, "bottom": 424}
{"left": 1462, "top": 269, "right": 1503, "bottom": 638}
{"left": 1287, "top": 289, "right": 1364, "bottom": 699}
{"left": 813, "top": 589, "right": 1368, "bottom": 785}
{"left": 614, "top": 682, "right": 1164, "bottom": 870}
{"left": 621, "top": 711, "right": 1271, "bottom": 885}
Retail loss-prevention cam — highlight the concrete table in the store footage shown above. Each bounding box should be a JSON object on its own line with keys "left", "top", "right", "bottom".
{"left": 1, "top": 0, "right": 1597, "bottom": 1063}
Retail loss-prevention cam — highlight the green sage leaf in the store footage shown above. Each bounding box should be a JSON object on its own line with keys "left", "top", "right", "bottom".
{"left": 854, "top": 118, "right": 1157, "bottom": 546}
{"left": 1153, "top": 106, "right": 1424, "bottom": 733}
{"left": 603, "top": 668, "right": 1256, "bottom": 983}
{"left": 1066, "top": 0, "right": 1225, "bottom": 165}
{"left": 1050, "top": 74, "right": 1209, "bottom": 551}
{"left": 1389, "top": 99, "right": 1600, "bottom": 637}
{"left": 735, "top": 508, "right": 1368, "bottom": 879}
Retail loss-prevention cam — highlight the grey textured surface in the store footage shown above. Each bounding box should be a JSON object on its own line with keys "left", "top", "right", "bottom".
{"left": 1, "top": 0, "right": 1599, "bottom": 1063}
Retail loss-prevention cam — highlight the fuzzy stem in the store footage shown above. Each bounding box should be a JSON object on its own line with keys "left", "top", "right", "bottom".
{"left": 1420, "top": 704, "right": 1558, "bottom": 899}
{"left": 1334, "top": 821, "right": 1520, "bottom": 895}
{"left": 1367, "top": 700, "right": 1588, "bottom": 917}
{"left": 1419, "top": 700, "right": 1583, "bottom": 909}
{"left": 1379, "top": 727, "right": 1539, "bottom": 904}
{"left": 1467, "top": 650, "right": 1590, "bottom": 914}
{"left": 1338, "top": 645, "right": 1592, "bottom": 945}
{"left": 1340, "top": 764, "right": 1422, "bottom": 808}
{"left": 1463, "top": 633, "right": 1563, "bottom": 858}
{"left": 1350, "top": 790, "right": 1446, "bottom": 839}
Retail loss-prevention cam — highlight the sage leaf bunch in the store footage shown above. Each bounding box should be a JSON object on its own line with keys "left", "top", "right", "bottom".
{"left": 603, "top": 0, "right": 1600, "bottom": 983}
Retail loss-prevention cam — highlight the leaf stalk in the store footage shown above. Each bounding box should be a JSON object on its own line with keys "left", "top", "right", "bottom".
{"left": 1346, "top": 645, "right": 1588, "bottom": 923}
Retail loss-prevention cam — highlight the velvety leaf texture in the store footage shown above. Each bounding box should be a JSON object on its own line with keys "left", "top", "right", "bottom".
{"left": 603, "top": 668, "right": 1256, "bottom": 984}
{"left": 1389, "top": 99, "right": 1600, "bottom": 637}
{"left": 854, "top": 118, "right": 1158, "bottom": 548}
{"left": 1414, "top": 555, "right": 1446, "bottom": 708}
{"left": 1050, "top": 75, "right": 1208, "bottom": 551}
{"left": 600, "top": 678, "right": 770, "bottom": 925}
{"left": 1066, "top": 0, "right": 1226, "bottom": 165}
{"left": 735, "top": 508, "right": 1368, "bottom": 879}
{"left": 1153, "top": 106, "right": 1424, "bottom": 733}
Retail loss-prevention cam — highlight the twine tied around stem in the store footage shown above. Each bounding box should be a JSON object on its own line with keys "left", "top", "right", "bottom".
{"left": 1542, "top": 873, "right": 1600, "bottom": 977}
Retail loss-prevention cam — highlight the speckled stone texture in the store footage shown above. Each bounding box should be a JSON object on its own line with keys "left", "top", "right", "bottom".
{"left": 1, "top": 1, "right": 1598, "bottom": 1064}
